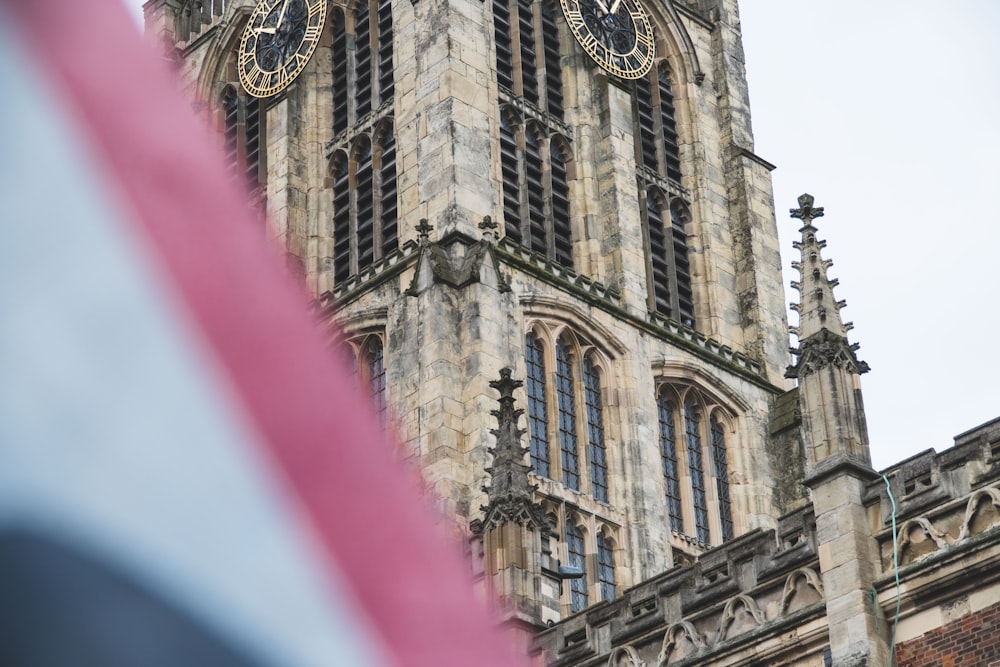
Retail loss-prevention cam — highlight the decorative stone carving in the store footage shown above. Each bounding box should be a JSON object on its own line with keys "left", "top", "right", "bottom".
{"left": 715, "top": 594, "right": 766, "bottom": 642}
{"left": 608, "top": 645, "right": 645, "bottom": 667}
{"left": 779, "top": 568, "right": 824, "bottom": 616}
{"left": 958, "top": 486, "right": 1000, "bottom": 541}
{"left": 789, "top": 193, "right": 824, "bottom": 225}
{"left": 477, "top": 369, "right": 548, "bottom": 534}
{"left": 898, "top": 517, "right": 949, "bottom": 564}
{"left": 657, "top": 622, "right": 706, "bottom": 666}
{"left": 406, "top": 218, "right": 511, "bottom": 296}
{"left": 786, "top": 328, "right": 870, "bottom": 379}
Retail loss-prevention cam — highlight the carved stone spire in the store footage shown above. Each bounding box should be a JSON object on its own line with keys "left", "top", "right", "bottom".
{"left": 785, "top": 195, "right": 888, "bottom": 667}
{"left": 480, "top": 369, "right": 544, "bottom": 529}
{"left": 786, "top": 194, "right": 869, "bottom": 380}
{"left": 473, "top": 369, "right": 560, "bottom": 631}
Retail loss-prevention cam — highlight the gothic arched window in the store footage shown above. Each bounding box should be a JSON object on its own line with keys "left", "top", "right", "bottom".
{"left": 494, "top": 0, "right": 573, "bottom": 268}
{"left": 219, "top": 84, "right": 264, "bottom": 194}
{"left": 597, "top": 533, "right": 616, "bottom": 602}
{"left": 711, "top": 415, "right": 734, "bottom": 542}
{"left": 543, "top": 504, "right": 622, "bottom": 614}
{"left": 566, "top": 522, "right": 588, "bottom": 612}
{"left": 341, "top": 334, "right": 388, "bottom": 427}
{"left": 684, "top": 398, "right": 710, "bottom": 544}
{"left": 525, "top": 332, "right": 551, "bottom": 478}
{"left": 655, "top": 384, "right": 736, "bottom": 548}
{"left": 556, "top": 339, "right": 581, "bottom": 492}
{"left": 657, "top": 393, "right": 684, "bottom": 533}
{"left": 524, "top": 326, "right": 612, "bottom": 502}
{"left": 583, "top": 358, "right": 608, "bottom": 503}
{"left": 365, "top": 337, "right": 387, "bottom": 426}
{"left": 330, "top": 121, "right": 398, "bottom": 282}
{"left": 634, "top": 63, "right": 693, "bottom": 326}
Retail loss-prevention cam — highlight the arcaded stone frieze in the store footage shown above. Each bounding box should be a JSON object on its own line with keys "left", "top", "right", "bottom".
{"left": 533, "top": 507, "right": 827, "bottom": 667}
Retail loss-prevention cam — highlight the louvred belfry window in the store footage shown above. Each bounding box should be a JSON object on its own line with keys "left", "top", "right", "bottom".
{"left": 329, "top": 2, "right": 396, "bottom": 286}
{"left": 330, "top": 120, "right": 398, "bottom": 282}
{"left": 493, "top": 0, "right": 574, "bottom": 268}
{"left": 634, "top": 63, "right": 694, "bottom": 326}
{"left": 219, "top": 84, "right": 264, "bottom": 195}
{"left": 331, "top": 0, "right": 393, "bottom": 131}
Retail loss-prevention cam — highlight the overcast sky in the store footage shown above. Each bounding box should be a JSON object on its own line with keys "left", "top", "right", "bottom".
{"left": 122, "top": 0, "right": 998, "bottom": 470}
{"left": 740, "top": 1, "right": 1000, "bottom": 469}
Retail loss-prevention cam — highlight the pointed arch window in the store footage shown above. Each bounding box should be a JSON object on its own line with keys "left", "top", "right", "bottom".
{"left": 365, "top": 337, "right": 387, "bottom": 426}
{"left": 341, "top": 334, "right": 388, "bottom": 427}
{"left": 657, "top": 393, "right": 684, "bottom": 533}
{"left": 544, "top": 505, "right": 621, "bottom": 615}
{"left": 597, "top": 534, "right": 616, "bottom": 602}
{"left": 566, "top": 523, "right": 588, "bottom": 612}
{"left": 656, "top": 385, "right": 737, "bottom": 547}
{"left": 634, "top": 63, "right": 693, "bottom": 326}
{"left": 330, "top": 122, "right": 398, "bottom": 283}
{"left": 711, "top": 416, "right": 734, "bottom": 542}
{"left": 525, "top": 332, "right": 551, "bottom": 478}
{"left": 556, "top": 340, "right": 581, "bottom": 492}
{"left": 584, "top": 358, "right": 608, "bottom": 503}
{"left": 219, "top": 84, "right": 264, "bottom": 195}
{"left": 524, "top": 326, "right": 613, "bottom": 502}
{"left": 684, "top": 398, "right": 710, "bottom": 544}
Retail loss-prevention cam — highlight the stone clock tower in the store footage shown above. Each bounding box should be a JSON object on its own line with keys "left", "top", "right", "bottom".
{"left": 145, "top": 0, "right": 800, "bottom": 634}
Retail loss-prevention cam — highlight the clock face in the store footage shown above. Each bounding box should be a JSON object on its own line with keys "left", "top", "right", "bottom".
{"left": 560, "top": 0, "right": 655, "bottom": 80}
{"left": 238, "top": 0, "right": 328, "bottom": 98}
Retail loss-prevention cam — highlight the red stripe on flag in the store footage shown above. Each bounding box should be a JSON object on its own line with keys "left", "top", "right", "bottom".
{"left": 7, "top": 3, "right": 524, "bottom": 666}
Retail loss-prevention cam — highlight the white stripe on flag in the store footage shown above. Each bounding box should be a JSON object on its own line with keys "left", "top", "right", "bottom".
{"left": 0, "top": 13, "right": 388, "bottom": 667}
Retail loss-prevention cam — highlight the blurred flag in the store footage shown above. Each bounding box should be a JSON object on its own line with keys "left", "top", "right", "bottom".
{"left": 0, "top": 2, "right": 522, "bottom": 666}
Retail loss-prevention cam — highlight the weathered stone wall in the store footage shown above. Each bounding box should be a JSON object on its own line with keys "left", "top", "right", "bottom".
{"left": 160, "top": 0, "right": 796, "bottom": 625}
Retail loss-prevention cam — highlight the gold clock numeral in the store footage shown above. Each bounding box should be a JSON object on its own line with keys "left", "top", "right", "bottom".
{"left": 308, "top": 0, "right": 324, "bottom": 16}
{"left": 273, "top": 67, "right": 289, "bottom": 90}
{"left": 304, "top": 26, "right": 322, "bottom": 41}
{"left": 248, "top": 64, "right": 268, "bottom": 91}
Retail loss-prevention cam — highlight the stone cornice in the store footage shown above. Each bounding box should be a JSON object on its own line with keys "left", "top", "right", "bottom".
{"left": 732, "top": 145, "right": 777, "bottom": 172}
{"left": 496, "top": 243, "right": 779, "bottom": 392}
{"left": 803, "top": 453, "right": 879, "bottom": 489}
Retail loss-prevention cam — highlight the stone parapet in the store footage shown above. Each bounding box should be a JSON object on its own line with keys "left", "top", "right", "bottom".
{"left": 533, "top": 506, "right": 827, "bottom": 666}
